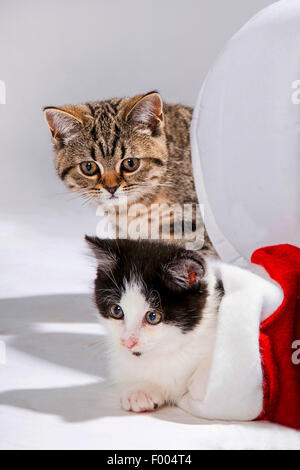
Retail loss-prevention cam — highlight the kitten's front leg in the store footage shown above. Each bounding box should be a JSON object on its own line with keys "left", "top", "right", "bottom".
{"left": 120, "top": 382, "right": 165, "bottom": 413}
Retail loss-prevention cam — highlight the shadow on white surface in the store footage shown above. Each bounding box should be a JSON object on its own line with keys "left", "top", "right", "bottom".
{"left": 0, "top": 293, "right": 211, "bottom": 424}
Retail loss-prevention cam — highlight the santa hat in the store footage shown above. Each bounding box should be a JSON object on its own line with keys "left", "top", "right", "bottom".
{"left": 179, "top": 244, "right": 300, "bottom": 430}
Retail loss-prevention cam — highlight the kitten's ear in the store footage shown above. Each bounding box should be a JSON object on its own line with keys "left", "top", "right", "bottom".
{"left": 126, "top": 91, "right": 163, "bottom": 135}
{"left": 161, "top": 253, "right": 205, "bottom": 292}
{"left": 43, "top": 106, "right": 83, "bottom": 142}
{"left": 85, "top": 236, "right": 118, "bottom": 273}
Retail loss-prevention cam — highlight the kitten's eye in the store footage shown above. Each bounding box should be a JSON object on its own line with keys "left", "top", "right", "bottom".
{"left": 80, "top": 161, "right": 99, "bottom": 176}
{"left": 145, "top": 311, "right": 162, "bottom": 325}
{"left": 121, "top": 158, "right": 140, "bottom": 172}
{"left": 110, "top": 304, "right": 124, "bottom": 320}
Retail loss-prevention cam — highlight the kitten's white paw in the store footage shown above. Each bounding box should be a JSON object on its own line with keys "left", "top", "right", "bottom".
{"left": 120, "top": 385, "right": 164, "bottom": 413}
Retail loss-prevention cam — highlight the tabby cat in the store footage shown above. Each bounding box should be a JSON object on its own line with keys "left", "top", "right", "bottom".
{"left": 44, "top": 91, "right": 213, "bottom": 252}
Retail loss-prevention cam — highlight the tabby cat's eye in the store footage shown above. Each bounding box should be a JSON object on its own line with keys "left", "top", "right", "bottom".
{"left": 110, "top": 304, "right": 124, "bottom": 320}
{"left": 80, "top": 161, "right": 99, "bottom": 176}
{"left": 145, "top": 311, "right": 162, "bottom": 325}
{"left": 121, "top": 158, "right": 140, "bottom": 172}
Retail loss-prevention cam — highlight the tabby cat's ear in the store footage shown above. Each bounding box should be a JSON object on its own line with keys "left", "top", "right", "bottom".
{"left": 43, "top": 106, "right": 83, "bottom": 142}
{"left": 161, "top": 252, "right": 205, "bottom": 292}
{"left": 126, "top": 91, "right": 163, "bottom": 135}
{"left": 85, "top": 236, "right": 118, "bottom": 273}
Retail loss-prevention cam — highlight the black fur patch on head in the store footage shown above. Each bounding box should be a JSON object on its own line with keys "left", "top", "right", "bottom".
{"left": 86, "top": 237, "right": 209, "bottom": 333}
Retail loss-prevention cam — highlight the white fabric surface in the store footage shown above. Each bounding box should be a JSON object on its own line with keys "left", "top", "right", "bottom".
{"left": 1, "top": 294, "right": 299, "bottom": 450}
{"left": 0, "top": 204, "right": 97, "bottom": 299}
{"left": 192, "top": 0, "right": 300, "bottom": 265}
{"left": 179, "top": 263, "right": 283, "bottom": 421}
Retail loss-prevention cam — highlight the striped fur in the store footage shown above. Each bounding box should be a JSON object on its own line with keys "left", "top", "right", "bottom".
{"left": 44, "top": 92, "right": 214, "bottom": 253}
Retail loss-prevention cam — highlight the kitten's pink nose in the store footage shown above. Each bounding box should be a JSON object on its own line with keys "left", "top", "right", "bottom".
{"left": 121, "top": 336, "right": 138, "bottom": 350}
{"left": 105, "top": 185, "right": 118, "bottom": 195}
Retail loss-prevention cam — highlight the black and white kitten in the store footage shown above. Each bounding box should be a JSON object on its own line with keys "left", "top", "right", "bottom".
{"left": 86, "top": 237, "right": 222, "bottom": 412}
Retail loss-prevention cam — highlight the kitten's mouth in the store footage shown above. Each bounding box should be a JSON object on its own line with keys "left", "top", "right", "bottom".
{"left": 132, "top": 351, "right": 142, "bottom": 357}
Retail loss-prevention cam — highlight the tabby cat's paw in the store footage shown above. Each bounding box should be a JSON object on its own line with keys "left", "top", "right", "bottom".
{"left": 120, "top": 385, "right": 164, "bottom": 413}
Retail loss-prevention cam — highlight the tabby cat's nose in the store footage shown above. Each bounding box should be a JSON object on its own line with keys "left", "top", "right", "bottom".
{"left": 105, "top": 185, "right": 118, "bottom": 195}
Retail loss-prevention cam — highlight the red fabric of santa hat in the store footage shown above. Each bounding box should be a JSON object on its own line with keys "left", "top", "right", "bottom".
{"left": 253, "top": 244, "right": 300, "bottom": 430}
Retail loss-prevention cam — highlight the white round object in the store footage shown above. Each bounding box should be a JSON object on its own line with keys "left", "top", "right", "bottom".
{"left": 192, "top": 0, "right": 300, "bottom": 265}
